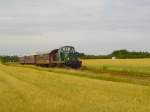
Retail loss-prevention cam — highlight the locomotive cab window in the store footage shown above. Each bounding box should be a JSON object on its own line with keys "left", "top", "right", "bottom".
{"left": 61, "top": 47, "right": 75, "bottom": 53}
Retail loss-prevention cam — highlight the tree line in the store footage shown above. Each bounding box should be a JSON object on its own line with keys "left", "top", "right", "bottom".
{"left": 0, "top": 56, "right": 19, "bottom": 63}
{"left": 79, "top": 49, "right": 150, "bottom": 59}
{"left": 1, "top": 49, "right": 150, "bottom": 63}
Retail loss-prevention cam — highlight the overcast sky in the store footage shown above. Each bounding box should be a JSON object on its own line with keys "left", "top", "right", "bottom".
{"left": 0, "top": 0, "right": 150, "bottom": 55}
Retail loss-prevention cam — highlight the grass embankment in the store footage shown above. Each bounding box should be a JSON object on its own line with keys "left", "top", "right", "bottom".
{"left": 0, "top": 63, "right": 150, "bottom": 112}
{"left": 8, "top": 59, "right": 150, "bottom": 86}
{"left": 82, "top": 59, "right": 150, "bottom": 85}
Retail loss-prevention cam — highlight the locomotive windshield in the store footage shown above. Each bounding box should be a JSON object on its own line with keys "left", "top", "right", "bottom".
{"left": 61, "top": 46, "right": 75, "bottom": 53}
{"left": 57, "top": 46, "right": 78, "bottom": 62}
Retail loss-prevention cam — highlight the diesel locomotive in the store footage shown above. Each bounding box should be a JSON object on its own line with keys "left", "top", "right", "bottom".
{"left": 20, "top": 46, "right": 82, "bottom": 69}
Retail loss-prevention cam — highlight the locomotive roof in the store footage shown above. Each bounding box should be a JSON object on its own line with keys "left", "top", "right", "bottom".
{"left": 35, "top": 50, "right": 52, "bottom": 55}
{"left": 59, "top": 46, "right": 74, "bottom": 49}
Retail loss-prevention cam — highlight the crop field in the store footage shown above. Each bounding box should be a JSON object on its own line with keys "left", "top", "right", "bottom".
{"left": 0, "top": 59, "right": 150, "bottom": 112}
{"left": 83, "top": 59, "right": 150, "bottom": 75}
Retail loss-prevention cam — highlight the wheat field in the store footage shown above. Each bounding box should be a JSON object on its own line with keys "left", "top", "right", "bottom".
{"left": 83, "top": 59, "right": 150, "bottom": 76}
{"left": 0, "top": 59, "right": 150, "bottom": 112}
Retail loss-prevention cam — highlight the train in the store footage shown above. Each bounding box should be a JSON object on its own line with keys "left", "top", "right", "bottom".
{"left": 20, "top": 46, "right": 82, "bottom": 69}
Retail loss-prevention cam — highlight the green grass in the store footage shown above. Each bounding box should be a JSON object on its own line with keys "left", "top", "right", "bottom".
{"left": 1, "top": 63, "right": 150, "bottom": 112}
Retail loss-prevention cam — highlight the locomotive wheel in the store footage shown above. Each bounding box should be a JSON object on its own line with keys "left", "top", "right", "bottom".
{"left": 49, "top": 63, "right": 57, "bottom": 67}
{"left": 56, "top": 63, "right": 65, "bottom": 68}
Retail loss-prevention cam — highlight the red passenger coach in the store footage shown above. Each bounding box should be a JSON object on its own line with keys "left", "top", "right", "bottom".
{"left": 22, "top": 55, "right": 36, "bottom": 64}
{"left": 20, "top": 49, "right": 59, "bottom": 66}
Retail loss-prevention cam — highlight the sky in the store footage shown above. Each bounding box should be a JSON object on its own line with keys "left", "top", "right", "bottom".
{"left": 0, "top": 0, "right": 150, "bottom": 55}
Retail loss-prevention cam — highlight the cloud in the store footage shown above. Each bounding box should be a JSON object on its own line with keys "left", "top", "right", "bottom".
{"left": 0, "top": 0, "right": 150, "bottom": 33}
{"left": 0, "top": 0, "right": 150, "bottom": 55}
